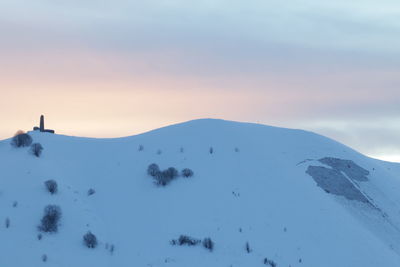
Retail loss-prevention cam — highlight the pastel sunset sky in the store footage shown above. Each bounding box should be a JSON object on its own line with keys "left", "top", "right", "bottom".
{"left": 0, "top": 0, "right": 399, "bottom": 161}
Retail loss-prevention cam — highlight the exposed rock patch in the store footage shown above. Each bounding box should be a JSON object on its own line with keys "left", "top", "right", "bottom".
{"left": 306, "top": 157, "right": 370, "bottom": 203}
{"left": 319, "top": 157, "right": 369, "bottom": 182}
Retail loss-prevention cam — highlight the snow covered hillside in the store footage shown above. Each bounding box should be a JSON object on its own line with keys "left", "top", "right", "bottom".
{"left": 1, "top": 119, "right": 400, "bottom": 267}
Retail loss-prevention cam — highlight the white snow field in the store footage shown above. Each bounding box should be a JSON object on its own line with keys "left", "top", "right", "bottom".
{"left": 1, "top": 119, "right": 400, "bottom": 267}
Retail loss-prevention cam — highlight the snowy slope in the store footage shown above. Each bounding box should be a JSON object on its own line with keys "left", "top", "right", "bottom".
{"left": 1, "top": 119, "right": 400, "bottom": 267}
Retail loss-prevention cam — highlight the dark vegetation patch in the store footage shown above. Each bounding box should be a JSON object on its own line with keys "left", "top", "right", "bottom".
{"left": 44, "top": 180, "right": 58, "bottom": 194}
{"left": 38, "top": 205, "right": 62, "bottom": 233}
{"left": 147, "top": 164, "right": 194, "bottom": 186}
{"left": 11, "top": 131, "right": 32, "bottom": 148}
{"left": 171, "top": 235, "right": 214, "bottom": 252}
{"left": 83, "top": 231, "right": 98, "bottom": 248}
{"left": 30, "top": 143, "right": 43, "bottom": 157}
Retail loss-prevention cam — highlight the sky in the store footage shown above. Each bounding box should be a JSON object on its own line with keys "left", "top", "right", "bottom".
{"left": 0, "top": 0, "right": 399, "bottom": 161}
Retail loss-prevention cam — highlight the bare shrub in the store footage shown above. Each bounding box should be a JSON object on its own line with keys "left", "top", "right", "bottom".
{"left": 202, "top": 238, "right": 214, "bottom": 252}
{"left": 148, "top": 165, "right": 180, "bottom": 186}
{"left": 163, "top": 167, "right": 179, "bottom": 179}
{"left": 171, "top": 235, "right": 201, "bottom": 246}
{"left": 38, "top": 205, "right": 62, "bottom": 233}
{"left": 106, "top": 243, "right": 115, "bottom": 254}
{"left": 44, "top": 180, "right": 58, "bottom": 194}
{"left": 155, "top": 167, "right": 178, "bottom": 186}
{"left": 30, "top": 143, "right": 43, "bottom": 157}
{"left": 42, "top": 254, "right": 47, "bottom": 262}
{"left": 245, "top": 242, "right": 251, "bottom": 253}
{"left": 11, "top": 131, "right": 33, "bottom": 148}
{"left": 181, "top": 168, "right": 194, "bottom": 178}
{"left": 138, "top": 145, "right": 144, "bottom": 151}
{"left": 87, "top": 188, "right": 96, "bottom": 196}
{"left": 209, "top": 147, "right": 213, "bottom": 154}
{"left": 83, "top": 231, "right": 98, "bottom": 248}
{"left": 153, "top": 171, "right": 170, "bottom": 186}
{"left": 5, "top": 217, "right": 10, "bottom": 228}
{"left": 147, "top": 164, "right": 160, "bottom": 177}
{"left": 263, "top": 258, "right": 277, "bottom": 267}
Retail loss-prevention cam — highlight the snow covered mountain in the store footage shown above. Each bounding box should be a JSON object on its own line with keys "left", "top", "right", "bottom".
{"left": 1, "top": 119, "right": 400, "bottom": 267}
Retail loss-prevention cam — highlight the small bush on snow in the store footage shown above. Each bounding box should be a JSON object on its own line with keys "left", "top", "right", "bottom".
{"left": 263, "top": 258, "right": 277, "bottom": 267}
{"left": 148, "top": 165, "right": 184, "bottom": 186}
{"left": 171, "top": 235, "right": 201, "bottom": 246}
{"left": 245, "top": 242, "right": 251, "bottom": 253}
{"left": 147, "top": 163, "right": 160, "bottom": 177}
{"left": 87, "top": 188, "right": 96, "bottom": 196}
{"left": 83, "top": 231, "right": 98, "bottom": 248}
{"left": 38, "top": 205, "right": 61, "bottom": 233}
{"left": 171, "top": 235, "right": 214, "bottom": 252}
{"left": 155, "top": 167, "right": 179, "bottom": 186}
{"left": 30, "top": 143, "right": 43, "bottom": 157}
{"left": 163, "top": 167, "right": 179, "bottom": 180}
{"left": 10, "top": 131, "right": 33, "bottom": 148}
{"left": 181, "top": 168, "right": 194, "bottom": 178}
{"left": 202, "top": 238, "right": 214, "bottom": 252}
{"left": 42, "top": 254, "right": 47, "bottom": 262}
{"left": 44, "top": 180, "right": 58, "bottom": 194}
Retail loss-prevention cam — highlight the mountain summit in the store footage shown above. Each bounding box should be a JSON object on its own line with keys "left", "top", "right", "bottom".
{"left": 1, "top": 119, "right": 400, "bottom": 266}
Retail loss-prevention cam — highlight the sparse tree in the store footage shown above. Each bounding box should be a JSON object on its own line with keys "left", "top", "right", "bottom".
{"left": 202, "top": 238, "right": 214, "bottom": 252}
{"left": 5, "top": 217, "right": 10, "bottom": 228}
{"left": 263, "top": 258, "right": 277, "bottom": 267}
{"left": 30, "top": 143, "right": 43, "bottom": 157}
{"left": 164, "top": 167, "right": 179, "bottom": 179}
{"left": 38, "top": 205, "right": 62, "bottom": 233}
{"left": 87, "top": 188, "right": 96, "bottom": 196}
{"left": 171, "top": 235, "right": 201, "bottom": 246}
{"left": 11, "top": 131, "right": 33, "bottom": 148}
{"left": 181, "top": 168, "right": 194, "bottom": 178}
{"left": 147, "top": 164, "right": 160, "bottom": 177}
{"left": 44, "top": 180, "right": 58, "bottom": 194}
{"left": 42, "top": 254, "right": 47, "bottom": 262}
{"left": 245, "top": 242, "right": 251, "bottom": 253}
{"left": 83, "top": 231, "right": 98, "bottom": 248}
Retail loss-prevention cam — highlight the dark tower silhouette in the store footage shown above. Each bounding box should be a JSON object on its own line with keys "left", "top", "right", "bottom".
{"left": 40, "top": 115, "right": 45, "bottom": 132}
{"left": 33, "top": 115, "right": 55, "bottom": 134}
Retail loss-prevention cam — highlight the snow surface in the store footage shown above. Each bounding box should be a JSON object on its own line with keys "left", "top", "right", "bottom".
{"left": 1, "top": 118, "right": 400, "bottom": 267}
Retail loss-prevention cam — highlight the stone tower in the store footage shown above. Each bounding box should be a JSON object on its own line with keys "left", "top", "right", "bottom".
{"left": 33, "top": 115, "right": 55, "bottom": 134}
{"left": 40, "top": 115, "right": 45, "bottom": 132}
